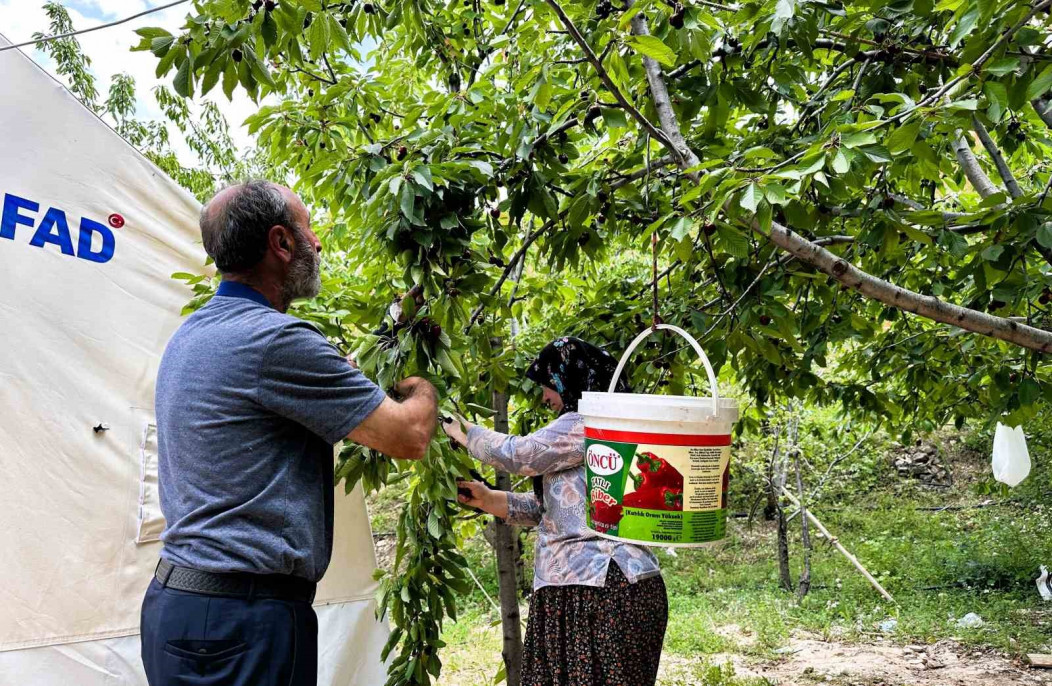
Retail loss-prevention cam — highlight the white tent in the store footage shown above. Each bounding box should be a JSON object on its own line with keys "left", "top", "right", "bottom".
{"left": 0, "top": 33, "right": 388, "bottom": 685}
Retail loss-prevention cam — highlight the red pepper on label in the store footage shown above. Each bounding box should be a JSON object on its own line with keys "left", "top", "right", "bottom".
{"left": 623, "top": 487, "right": 667, "bottom": 510}
{"left": 623, "top": 485, "right": 684, "bottom": 512}
{"left": 661, "top": 486, "right": 683, "bottom": 511}
{"left": 589, "top": 501, "right": 624, "bottom": 533}
{"left": 631, "top": 451, "right": 684, "bottom": 492}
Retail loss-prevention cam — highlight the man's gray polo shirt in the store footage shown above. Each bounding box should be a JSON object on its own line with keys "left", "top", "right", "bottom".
{"left": 155, "top": 281, "right": 386, "bottom": 582}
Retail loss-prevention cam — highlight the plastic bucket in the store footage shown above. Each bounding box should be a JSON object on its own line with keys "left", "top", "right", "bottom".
{"left": 579, "top": 325, "right": 739, "bottom": 547}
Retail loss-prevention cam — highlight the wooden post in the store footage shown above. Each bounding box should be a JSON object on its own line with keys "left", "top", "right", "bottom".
{"left": 782, "top": 488, "right": 896, "bottom": 604}
{"left": 491, "top": 386, "right": 523, "bottom": 686}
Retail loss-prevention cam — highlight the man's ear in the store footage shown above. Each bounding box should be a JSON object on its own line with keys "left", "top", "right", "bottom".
{"left": 269, "top": 225, "right": 294, "bottom": 262}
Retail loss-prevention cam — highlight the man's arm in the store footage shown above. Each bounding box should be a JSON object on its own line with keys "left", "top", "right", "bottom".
{"left": 347, "top": 377, "right": 438, "bottom": 460}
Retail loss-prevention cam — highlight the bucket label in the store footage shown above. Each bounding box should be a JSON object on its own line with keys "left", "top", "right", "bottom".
{"left": 584, "top": 428, "right": 731, "bottom": 545}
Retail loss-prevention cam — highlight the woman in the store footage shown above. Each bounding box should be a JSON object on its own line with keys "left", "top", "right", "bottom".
{"left": 442, "top": 337, "right": 668, "bottom": 686}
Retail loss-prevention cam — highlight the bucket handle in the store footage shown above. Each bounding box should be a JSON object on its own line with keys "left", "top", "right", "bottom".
{"left": 607, "top": 324, "right": 721, "bottom": 416}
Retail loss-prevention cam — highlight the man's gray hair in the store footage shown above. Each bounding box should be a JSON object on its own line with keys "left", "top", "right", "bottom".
{"left": 200, "top": 180, "right": 297, "bottom": 273}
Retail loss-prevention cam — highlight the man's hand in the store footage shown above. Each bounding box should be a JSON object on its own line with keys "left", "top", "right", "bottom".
{"left": 394, "top": 376, "right": 430, "bottom": 398}
{"left": 347, "top": 377, "right": 438, "bottom": 460}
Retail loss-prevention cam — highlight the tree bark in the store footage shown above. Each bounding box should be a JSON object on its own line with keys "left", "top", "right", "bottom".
{"left": 491, "top": 386, "right": 523, "bottom": 686}
{"left": 971, "top": 114, "right": 1022, "bottom": 198}
{"left": 627, "top": 6, "right": 701, "bottom": 171}
{"left": 953, "top": 133, "right": 1001, "bottom": 199}
{"left": 761, "top": 221, "right": 1052, "bottom": 352}
{"left": 794, "top": 452, "right": 812, "bottom": 600}
{"left": 767, "top": 426, "right": 793, "bottom": 591}
{"left": 1033, "top": 96, "right": 1052, "bottom": 129}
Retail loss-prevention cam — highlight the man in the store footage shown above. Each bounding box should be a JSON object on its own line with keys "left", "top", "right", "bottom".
{"left": 141, "top": 180, "right": 438, "bottom": 685}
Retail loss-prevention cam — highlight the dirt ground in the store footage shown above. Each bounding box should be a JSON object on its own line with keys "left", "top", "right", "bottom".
{"left": 660, "top": 631, "right": 1052, "bottom": 685}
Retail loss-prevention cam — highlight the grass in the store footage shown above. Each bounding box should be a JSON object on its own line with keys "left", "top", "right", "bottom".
{"left": 367, "top": 426, "right": 1052, "bottom": 685}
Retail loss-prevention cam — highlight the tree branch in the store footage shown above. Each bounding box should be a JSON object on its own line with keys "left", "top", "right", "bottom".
{"left": 974, "top": 0, "right": 1052, "bottom": 72}
{"left": 669, "top": 59, "right": 702, "bottom": 79}
{"left": 466, "top": 218, "right": 559, "bottom": 330}
{"left": 972, "top": 114, "right": 1022, "bottom": 198}
{"left": 543, "top": 0, "right": 676, "bottom": 153}
{"left": 953, "top": 133, "right": 1000, "bottom": 198}
{"left": 627, "top": 2, "right": 701, "bottom": 172}
{"left": 1033, "top": 96, "right": 1052, "bottom": 129}
{"left": 609, "top": 154, "right": 676, "bottom": 190}
{"left": 563, "top": 0, "right": 1052, "bottom": 353}
{"left": 291, "top": 65, "right": 336, "bottom": 85}
{"left": 758, "top": 221, "right": 1052, "bottom": 352}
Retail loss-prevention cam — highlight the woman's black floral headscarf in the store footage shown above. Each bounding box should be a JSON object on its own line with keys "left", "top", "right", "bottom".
{"left": 525, "top": 337, "right": 628, "bottom": 414}
{"left": 525, "top": 337, "right": 628, "bottom": 510}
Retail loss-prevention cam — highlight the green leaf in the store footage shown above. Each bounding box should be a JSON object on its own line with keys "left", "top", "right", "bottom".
{"left": 981, "top": 244, "right": 1004, "bottom": 261}
{"left": 949, "top": 6, "right": 978, "bottom": 48}
{"left": 329, "top": 14, "right": 353, "bottom": 54}
{"left": 841, "top": 132, "right": 877, "bottom": 148}
{"left": 201, "top": 57, "right": 226, "bottom": 96}
{"left": 858, "top": 145, "right": 892, "bottom": 164}
{"left": 985, "top": 58, "right": 1019, "bottom": 76}
{"left": 739, "top": 183, "right": 763, "bottom": 212}
{"left": 1026, "top": 64, "right": 1052, "bottom": 101}
{"left": 135, "top": 27, "right": 173, "bottom": 40}
{"left": 400, "top": 183, "right": 415, "bottom": 219}
{"left": 150, "top": 35, "right": 175, "bottom": 57}
{"left": 436, "top": 348, "right": 460, "bottom": 378}
{"left": 886, "top": 121, "right": 921, "bottom": 154}
{"left": 411, "top": 166, "right": 434, "bottom": 191}
{"left": 261, "top": 13, "right": 278, "bottom": 48}
{"left": 831, "top": 149, "right": 851, "bottom": 174}
{"left": 773, "top": 0, "right": 796, "bottom": 30}
{"left": 763, "top": 183, "right": 788, "bottom": 206}
{"left": 668, "top": 216, "right": 692, "bottom": 241}
{"left": 830, "top": 89, "right": 855, "bottom": 102}
{"left": 1035, "top": 222, "right": 1052, "bottom": 249}
{"left": 222, "top": 59, "right": 239, "bottom": 100}
{"left": 1019, "top": 378, "right": 1041, "bottom": 406}
{"left": 308, "top": 12, "right": 331, "bottom": 60}
{"left": 464, "top": 403, "right": 496, "bottom": 418}
{"left": 984, "top": 81, "right": 1007, "bottom": 122}
{"left": 938, "top": 229, "right": 969, "bottom": 258}
{"left": 172, "top": 56, "right": 194, "bottom": 98}
{"left": 601, "top": 107, "right": 628, "bottom": 129}
{"left": 755, "top": 201, "right": 773, "bottom": 235}
{"left": 155, "top": 42, "right": 183, "bottom": 77}
{"left": 717, "top": 225, "right": 751, "bottom": 258}
{"left": 625, "top": 35, "right": 676, "bottom": 67}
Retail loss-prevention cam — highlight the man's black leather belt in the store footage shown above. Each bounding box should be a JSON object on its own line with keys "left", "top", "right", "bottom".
{"left": 155, "top": 559, "right": 316, "bottom": 603}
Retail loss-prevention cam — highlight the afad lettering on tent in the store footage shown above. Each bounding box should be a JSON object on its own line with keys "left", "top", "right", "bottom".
{"left": 0, "top": 192, "right": 119, "bottom": 264}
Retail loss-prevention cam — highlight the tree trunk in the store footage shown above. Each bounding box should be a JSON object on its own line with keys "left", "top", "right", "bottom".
{"left": 794, "top": 452, "right": 812, "bottom": 600}
{"left": 491, "top": 387, "right": 523, "bottom": 686}
{"left": 767, "top": 426, "right": 793, "bottom": 591}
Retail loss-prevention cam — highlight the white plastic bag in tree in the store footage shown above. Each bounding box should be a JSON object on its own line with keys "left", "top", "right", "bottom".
{"left": 991, "top": 422, "right": 1031, "bottom": 487}
{"left": 1038, "top": 566, "right": 1052, "bottom": 602}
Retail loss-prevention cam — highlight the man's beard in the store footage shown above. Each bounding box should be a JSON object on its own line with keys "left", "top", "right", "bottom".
{"left": 282, "top": 229, "right": 321, "bottom": 305}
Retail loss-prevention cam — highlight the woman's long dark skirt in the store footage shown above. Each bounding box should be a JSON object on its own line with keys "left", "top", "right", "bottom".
{"left": 521, "top": 563, "right": 668, "bottom": 686}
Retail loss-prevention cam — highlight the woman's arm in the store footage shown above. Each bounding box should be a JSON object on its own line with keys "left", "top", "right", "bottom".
{"left": 457, "top": 481, "right": 543, "bottom": 527}
{"left": 452, "top": 414, "right": 583, "bottom": 477}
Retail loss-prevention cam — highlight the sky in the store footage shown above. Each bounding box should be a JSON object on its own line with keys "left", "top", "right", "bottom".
{"left": 0, "top": 0, "right": 259, "bottom": 167}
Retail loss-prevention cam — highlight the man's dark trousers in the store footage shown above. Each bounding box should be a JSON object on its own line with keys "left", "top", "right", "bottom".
{"left": 140, "top": 578, "right": 318, "bottom": 685}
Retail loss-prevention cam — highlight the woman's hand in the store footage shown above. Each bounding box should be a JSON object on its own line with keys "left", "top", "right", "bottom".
{"left": 457, "top": 480, "right": 508, "bottom": 518}
{"left": 440, "top": 414, "right": 472, "bottom": 447}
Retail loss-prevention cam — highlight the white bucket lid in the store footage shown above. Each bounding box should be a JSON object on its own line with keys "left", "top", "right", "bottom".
{"left": 580, "top": 391, "right": 739, "bottom": 425}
